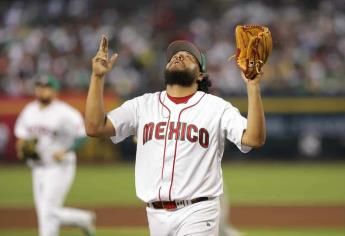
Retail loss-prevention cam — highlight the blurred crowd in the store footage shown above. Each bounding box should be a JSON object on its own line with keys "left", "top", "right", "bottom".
{"left": 0, "top": 0, "right": 344, "bottom": 97}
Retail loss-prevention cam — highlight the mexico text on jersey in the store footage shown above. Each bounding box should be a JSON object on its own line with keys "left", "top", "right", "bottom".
{"left": 143, "top": 122, "right": 209, "bottom": 148}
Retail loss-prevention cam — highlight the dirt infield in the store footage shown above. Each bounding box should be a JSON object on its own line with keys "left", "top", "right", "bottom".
{"left": 0, "top": 205, "right": 344, "bottom": 229}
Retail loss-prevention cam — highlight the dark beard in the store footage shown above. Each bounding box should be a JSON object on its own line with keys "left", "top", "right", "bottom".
{"left": 38, "top": 98, "right": 52, "bottom": 105}
{"left": 164, "top": 68, "right": 196, "bottom": 87}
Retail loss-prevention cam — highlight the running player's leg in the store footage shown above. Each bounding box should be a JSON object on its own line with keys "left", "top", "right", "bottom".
{"left": 219, "top": 192, "right": 245, "bottom": 236}
{"left": 46, "top": 164, "right": 95, "bottom": 233}
{"left": 32, "top": 167, "right": 52, "bottom": 236}
{"left": 33, "top": 167, "right": 60, "bottom": 236}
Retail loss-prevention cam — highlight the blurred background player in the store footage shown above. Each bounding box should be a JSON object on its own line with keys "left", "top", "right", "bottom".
{"left": 219, "top": 190, "right": 244, "bottom": 236}
{"left": 14, "top": 74, "right": 96, "bottom": 236}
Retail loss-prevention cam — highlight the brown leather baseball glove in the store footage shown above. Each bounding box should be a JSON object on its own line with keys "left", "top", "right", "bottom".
{"left": 19, "top": 139, "right": 40, "bottom": 161}
{"left": 231, "top": 25, "right": 272, "bottom": 80}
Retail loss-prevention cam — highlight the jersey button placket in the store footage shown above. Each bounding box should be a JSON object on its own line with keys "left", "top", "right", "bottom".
{"left": 159, "top": 110, "right": 179, "bottom": 201}
{"left": 159, "top": 130, "right": 175, "bottom": 200}
{"left": 165, "top": 110, "right": 182, "bottom": 201}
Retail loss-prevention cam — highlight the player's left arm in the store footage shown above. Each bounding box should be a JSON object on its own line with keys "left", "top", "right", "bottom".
{"left": 16, "top": 138, "right": 25, "bottom": 160}
{"left": 241, "top": 72, "right": 266, "bottom": 148}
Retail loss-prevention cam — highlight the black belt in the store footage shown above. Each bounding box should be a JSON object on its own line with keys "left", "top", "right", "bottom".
{"left": 147, "top": 197, "right": 210, "bottom": 210}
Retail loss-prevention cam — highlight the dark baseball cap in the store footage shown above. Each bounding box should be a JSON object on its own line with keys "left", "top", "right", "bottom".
{"left": 166, "top": 40, "right": 206, "bottom": 73}
{"left": 35, "top": 74, "right": 60, "bottom": 91}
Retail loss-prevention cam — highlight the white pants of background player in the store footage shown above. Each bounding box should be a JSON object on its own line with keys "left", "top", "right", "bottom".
{"left": 147, "top": 197, "right": 220, "bottom": 236}
{"left": 219, "top": 193, "right": 244, "bottom": 236}
{"left": 32, "top": 163, "right": 94, "bottom": 236}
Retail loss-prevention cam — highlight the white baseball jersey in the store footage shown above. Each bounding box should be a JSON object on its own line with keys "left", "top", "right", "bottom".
{"left": 14, "top": 100, "right": 85, "bottom": 166}
{"left": 107, "top": 91, "right": 251, "bottom": 203}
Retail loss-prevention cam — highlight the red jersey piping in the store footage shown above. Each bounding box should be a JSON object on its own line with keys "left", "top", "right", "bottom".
{"left": 158, "top": 92, "right": 171, "bottom": 201}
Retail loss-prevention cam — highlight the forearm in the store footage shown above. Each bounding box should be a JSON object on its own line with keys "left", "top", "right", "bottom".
{"left": 243, "top": 83, "right": 266, "bottom": 147}
{"left": 16, "top": 139, "right": 24, "bottom": 159}
{"left": 85, "top": 35, "right": 118, "bottom": 137}
{"left": 85, "top": 73, "right": 107, "bottom": 136}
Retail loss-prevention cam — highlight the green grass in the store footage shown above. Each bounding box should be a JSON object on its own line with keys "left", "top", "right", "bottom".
{"left": 67, "top": 165, "right": 139, "bottom": 206}
{"left": 223, "top": 162, "right": 345, "bottom": 205}
{"left": 0, "top": 163, "right": 344, "bottom": 207}
{"left": 0, "top": 227, "right": 344, "bottom": 236}
{"left": 0, "top": 166, "right": 32, "bottom": 207}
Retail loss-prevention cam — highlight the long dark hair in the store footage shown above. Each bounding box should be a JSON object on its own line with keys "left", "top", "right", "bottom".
{"left": 197, "top": 73, "right": 212, "bottom": 93}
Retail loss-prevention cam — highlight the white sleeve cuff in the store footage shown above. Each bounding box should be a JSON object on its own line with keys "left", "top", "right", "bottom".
{"left": 106, "top": 114, "right": 121, "bottom": 144}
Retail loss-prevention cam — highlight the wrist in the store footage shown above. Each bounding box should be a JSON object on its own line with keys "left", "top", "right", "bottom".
{"left": 92, "top": 72, "right": 105, "bottom": 79}
{"left": 246, "top": 81, "right": 261, "bottom": 91}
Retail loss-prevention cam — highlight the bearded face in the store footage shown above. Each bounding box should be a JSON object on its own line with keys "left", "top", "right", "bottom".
{"left": 35, "top": 85, "right": 56, "bottom": 106}
{"left": 164, "top": 51, "right": 200, "bottom": 87}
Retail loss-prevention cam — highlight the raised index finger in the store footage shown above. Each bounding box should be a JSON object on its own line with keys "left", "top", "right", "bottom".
{"left": 98, "top": 35, "right": 108, "bottom": 54}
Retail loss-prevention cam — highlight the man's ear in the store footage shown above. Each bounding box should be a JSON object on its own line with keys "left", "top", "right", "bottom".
{"left": 197, "top": 73, "right": 204, "bottom": 82}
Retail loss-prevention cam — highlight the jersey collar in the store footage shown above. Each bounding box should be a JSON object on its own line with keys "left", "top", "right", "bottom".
{"left": 160, "top": 91, "right": 205, "bottom": 109}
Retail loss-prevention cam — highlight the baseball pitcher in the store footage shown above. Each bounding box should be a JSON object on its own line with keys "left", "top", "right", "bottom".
{"left": 85, "top": 34, "right": 267, "bottom": 236}
{"left": 14, "top": 75, "right": 96, "bottom": 236}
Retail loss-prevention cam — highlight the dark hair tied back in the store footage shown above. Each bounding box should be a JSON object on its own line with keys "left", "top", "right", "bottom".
{"left": 197, "top": 73, "right": 212, "bottom": 93}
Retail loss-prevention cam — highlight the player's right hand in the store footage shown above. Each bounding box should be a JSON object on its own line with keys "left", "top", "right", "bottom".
{"left": 53, "top": 150, "right": 67, "bottom": 162}
{"left": 92, "top": 35, "right": 118, "bottom": 77}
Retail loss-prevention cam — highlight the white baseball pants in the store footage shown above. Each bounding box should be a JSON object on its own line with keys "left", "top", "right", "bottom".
{"left": 32, "top": 164, "right": 94, "bottom": 236}
{"left": 146, "top": 197, "right": 220, "bottom": 236}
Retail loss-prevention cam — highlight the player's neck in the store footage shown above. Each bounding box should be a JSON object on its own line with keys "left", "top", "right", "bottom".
{"left": 166, "top": 84, "right": 197, "bottom": 97}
